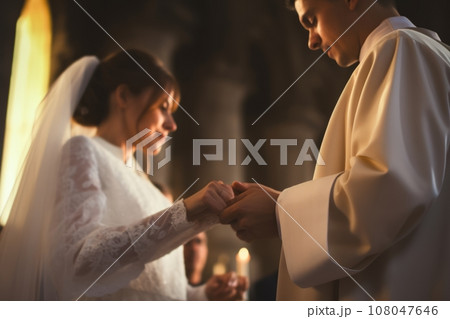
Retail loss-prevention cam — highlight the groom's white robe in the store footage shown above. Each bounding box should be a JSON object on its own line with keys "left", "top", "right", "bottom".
{"left": 276, "top": 17, "right": 450, "bottom": 300}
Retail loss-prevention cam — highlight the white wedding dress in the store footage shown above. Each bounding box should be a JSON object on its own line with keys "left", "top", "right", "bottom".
{"left": 49, "top": 135, "right": 217, "bottom": 300}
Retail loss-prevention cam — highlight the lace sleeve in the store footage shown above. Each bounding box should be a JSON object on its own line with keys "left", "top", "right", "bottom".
{"left": 187, "top": 284, "right": 208, "bottom": 301}
{"left": 50, "top": 136, "right": 217, "bottom": 299}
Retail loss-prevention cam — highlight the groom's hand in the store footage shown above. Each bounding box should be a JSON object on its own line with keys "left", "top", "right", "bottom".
{"left": 219, "top": 181, "right": 280, "bottom": 242}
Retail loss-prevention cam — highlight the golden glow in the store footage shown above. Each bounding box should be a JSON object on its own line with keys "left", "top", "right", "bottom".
{"left": 0, "top": 0, "right": 52, "bottom": 225}
{"left": 237, "top": 247, "right": 250, "bottom": 262}
{"left": 236, "top": 247, "right": 250, "bottom": 286}
{"left": 212, "top": 262, "right": 226, "bottom": 275}
{"left": 212, "top": 253, "right": 229, "bottom": 275}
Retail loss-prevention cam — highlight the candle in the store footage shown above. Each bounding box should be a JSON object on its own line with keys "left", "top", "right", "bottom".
{"left": 236, "top": 247, "right": 251, "bottom": 278}
{"left": 212, "top": 262, "right": 226, "bottom": 275}
{"left": 213, "top": 254, "right": 228, "bottom": 275}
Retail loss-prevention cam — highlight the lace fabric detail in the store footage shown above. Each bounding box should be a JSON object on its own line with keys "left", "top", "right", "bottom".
{"left": 128, "top": 200, "right": 218, "bottom": 263}
{"left": 49, "top": 136, "right": 217, "bottom": 300}
{"left": 126, "top": 201, "right": 188, "bottom": 258}
{"left": 170, "top": 201, "right": 190, "bottom": 230}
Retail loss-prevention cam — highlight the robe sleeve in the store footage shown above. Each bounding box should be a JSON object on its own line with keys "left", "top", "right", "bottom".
{"left": 277, "top": 30, "right": 450, "bottom": 287}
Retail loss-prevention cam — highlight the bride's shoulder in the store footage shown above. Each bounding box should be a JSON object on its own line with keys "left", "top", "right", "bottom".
{"left": 62, "top": 135, "right": 98, "bottom": 156}
{"left": 65, "top": 135, "right": 95, "bottom": 147}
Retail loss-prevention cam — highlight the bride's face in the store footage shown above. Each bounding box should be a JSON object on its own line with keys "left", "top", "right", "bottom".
{"left": 127, "top": 88, "right": 177, "bottom": 155}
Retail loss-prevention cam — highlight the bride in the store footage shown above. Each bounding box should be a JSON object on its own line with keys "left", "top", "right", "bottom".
{"left": 0, "top": 49, "right": 247, "bottom": 301}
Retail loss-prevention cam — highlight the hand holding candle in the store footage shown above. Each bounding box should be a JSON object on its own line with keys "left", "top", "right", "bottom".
{"left": 204, "top": 249, "right": 250, "bottom": 300}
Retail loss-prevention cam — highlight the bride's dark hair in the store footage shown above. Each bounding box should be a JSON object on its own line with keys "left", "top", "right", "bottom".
{"left": 73, "top": 49, "right": 180, "bottom": 126}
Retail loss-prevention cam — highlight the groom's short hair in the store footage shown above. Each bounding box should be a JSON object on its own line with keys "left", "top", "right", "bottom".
{"left": 285, "top": 0, "right": 397, "bottom": 10}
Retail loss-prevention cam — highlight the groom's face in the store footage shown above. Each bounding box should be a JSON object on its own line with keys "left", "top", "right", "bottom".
{"left": 294, "top": 0, "right": 361, "bottom": 67}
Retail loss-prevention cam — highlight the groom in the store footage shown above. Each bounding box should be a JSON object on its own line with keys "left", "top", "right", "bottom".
{"left": 219, "top": 0, "right": 450, "bottom": 300}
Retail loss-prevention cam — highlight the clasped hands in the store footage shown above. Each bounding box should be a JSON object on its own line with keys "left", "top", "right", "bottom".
{"left": 184, "top": 181, "right": 281, "bottom": 242}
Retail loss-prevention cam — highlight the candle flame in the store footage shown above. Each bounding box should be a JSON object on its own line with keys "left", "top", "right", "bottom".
{"left": 238, "top": 247, "right": 250, "bottom": 261}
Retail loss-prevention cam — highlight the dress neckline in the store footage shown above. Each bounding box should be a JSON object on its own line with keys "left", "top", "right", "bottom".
{"left": 92, "top": 135, "right": 149, "bottom": 176}
{"left": 92, "top": 135, "right": 124, "bottom": 161}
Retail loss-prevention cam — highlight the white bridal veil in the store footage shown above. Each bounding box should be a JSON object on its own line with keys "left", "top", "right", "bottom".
{"left": 0, "top": 56, "right": 99, "bottom": 300}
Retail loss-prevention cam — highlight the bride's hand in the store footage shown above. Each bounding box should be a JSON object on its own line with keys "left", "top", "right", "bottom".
{"left": 183, "top": 181, "right": 234, "bottom": 222}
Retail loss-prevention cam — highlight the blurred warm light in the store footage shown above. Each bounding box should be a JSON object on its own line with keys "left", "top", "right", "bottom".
{"left": 0, "top": 0, "right": 52, "bottom": 225}
{"left": 236, "top": 247, "right": 251, "bottom": 278}
{"left": 212, "top": 262, "right": 226, "bottom": 275}
{"left": 238, "top": 247, "right": 250, "bottom": 262}
{"left": 212, "top": 253, "right": 229, "bottom": 275}
{"left": 236, "top": 247, "right": 251, "bottom": 300}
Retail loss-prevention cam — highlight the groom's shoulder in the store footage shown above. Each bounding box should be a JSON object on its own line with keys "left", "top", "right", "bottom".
{"left": 383, "top": 28, "right": 449, "bottom": 60}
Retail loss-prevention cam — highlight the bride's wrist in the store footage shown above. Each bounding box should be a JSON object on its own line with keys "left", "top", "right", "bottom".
{"left": 182, "top": 197, "right": 200, "bottom": 222}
